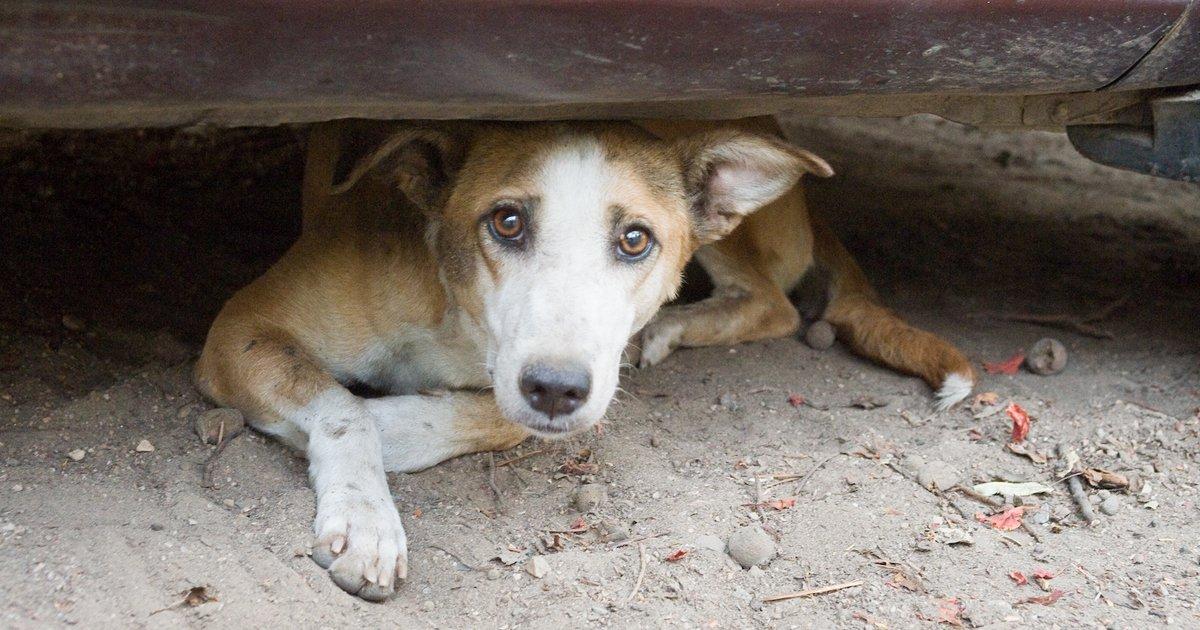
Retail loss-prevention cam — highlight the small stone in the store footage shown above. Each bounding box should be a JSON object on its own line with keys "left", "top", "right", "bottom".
{"left": 747, "top": 566, "right": 765, "bottom": 578}
{"left": 649, "top": 435, "right": 661, "bottom": 448}
{"left": 937, "top": 527, "right": 974, "bottom": 546}
{"left": 1100, "top": 496, "right": 1120, "bottom": 516}
{"left": 1097, "top": 489, "right": 1111, "bottom": 500}
{"left": 525, "top": 556, "right": 550, "bottom": 579}
{"left": 1025, "top": 338, "right": 1067, "bottom": 375}
{"left": 421, "top": 600, "right": 435, "bottom": 612}
{"left": 135, "top": 439, "right": 155, "bottom": 453}
{"left": 194, "top": 408, "right": 245, "bottom": 445}
{"left": 717, "top": 392, "right": 739, "bottom": 411}
{"left": 1031, "top": 504, "right": 1051, "bottom": 525}
{"left": 572, "top": 484, "right": 607, "bottom": 513}
{"left": 598, "top": 520, "right": 629, "bottom": 542}
{"left": 727, "top": 525, "right": 776, "bottom": 568}
{"left": 61, "top": 314, "right": 86, "bottom": 332}
{"left": 968, "top": 599, "right": 1016, "bottom": 627}
{"left": 916, "top": 460, "right": 959, "bottom": 492}
{"left": 804, "top": 320, "right": 836, "bottom": 350}
{"left": 150, "top": 523, "right": 164, "bottom": 532}
{"left": 11, "top": 484, "right": 23, "bottom": 492}
{"left": 486, "top": 568, "right": 502, "bottom": 580}
{"left": 66, "top": 449, "right": 86, "bottom": 462}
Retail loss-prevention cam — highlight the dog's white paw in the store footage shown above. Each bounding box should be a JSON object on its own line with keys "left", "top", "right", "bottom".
{"left": 312, "top": 490, "right": 407, "bottom": 601}
{"left": 637, "top": 319, "right": 683, "bottom": 368}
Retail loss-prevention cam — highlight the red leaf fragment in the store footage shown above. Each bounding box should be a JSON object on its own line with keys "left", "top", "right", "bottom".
{"left": 937, "top": 597, "right": 965, "bottom": 626}
{"left": 742, "top": 498, "right": 797, "bottom": 511}
{"left": 984, "top": 352, "right": 1025, "bottom": 375}
{"left": 1016, "top": 589, "right": 1064, "bottom": 606}
{"left": 787, "top": 393, "right": 805, "bottom": 408}
{"left": 975, "top": 507, "right": 1026, "bottom": 531}
{"left": 567, "top": 516, "right": 588, "bottom": 532}
{"left": 1032, "top": 568, "right": 1056, "bottom": 581}
{"left": 1009, "top": 571, "right": 1028, "bottom": 585}
{"left": 664, "top": 548, "right": 689, "bottom": 562}
{"left": 1006, "top": 403, "right": 1031, "bottom": 443}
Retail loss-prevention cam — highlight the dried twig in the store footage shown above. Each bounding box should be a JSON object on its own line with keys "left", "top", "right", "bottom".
{"left": 496, "top": 448, "right": 548, "bottom": 468}
{"left": 200, "top": 420, "right": 235, "bottom": 489}
{"left": 763, "top": 580, "right": 864, "bottom": 603}
{"left": 609, "top": 532, "right": 668, "bottom": 549}
{"left": 1057, "top": 443, "right": 1097, "bottom": 524}
{"left": 486, "top": 452, "right": 503, "bottom": 505}
{"left": 753, "top": 474, "right": 766, "bottom": 523}
{"left": 986, "top": 295, "right": 1128, "bottom": 339}
{"left": 768, "top": 452, "right": 845, "bottom": 490}
{"left": 624, "top": 543, "right": 648, "bottom": 606}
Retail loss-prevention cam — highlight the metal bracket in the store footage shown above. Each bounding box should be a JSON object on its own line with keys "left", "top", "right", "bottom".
{"left": 1067, "top": 89, "right": 1200, "bottom": 182}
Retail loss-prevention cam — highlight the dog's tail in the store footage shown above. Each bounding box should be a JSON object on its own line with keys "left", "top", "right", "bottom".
{"left": 811, "top": 214, "right": 975, "bottom": 410}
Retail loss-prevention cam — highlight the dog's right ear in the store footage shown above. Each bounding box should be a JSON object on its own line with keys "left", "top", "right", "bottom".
{"left": 330, "top": 124, "right": 468, "bottom": 213}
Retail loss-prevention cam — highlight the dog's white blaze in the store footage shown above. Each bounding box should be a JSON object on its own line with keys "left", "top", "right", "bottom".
{"left": 486, "top": 137, "right": 640, "bottom": 433}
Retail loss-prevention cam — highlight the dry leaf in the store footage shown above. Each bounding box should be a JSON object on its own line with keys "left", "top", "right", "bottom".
{"left": 937, "top": 597, "right": 965, "bottom": 626}
{"left": 1009, "top": 571, "right": 1028, "bottom": 585}
{"left": 787, "top": 393, "right": 805, "bottom": 407}
{"left": 972, "top": 392, "right": 999, "bottom": 407}
{"left": 1032, "top": 568, "right": 1056, "bottom": 580}
{"left": 975, "top": 507, "right": 1026, "bottom": 531}
{"left": 1006, "top": 442, "right": 1048, "bottom": 464}
{"left": 888, "top": 571, "right": 923, "bottom": 593}
{"left": 1006, "top": 403, "right": 1031, "bottom": 443}
{"left": 742, "top": 498, "right": 796, "bottom": 511}
{"left": 567, "top": 516, "right": 588, "bottom": 532}
{"left": 1016, "top": 589, "right": 1064, "bottom": 606}
{"left": 1081, "top": 468, "right": 1129, "bottom": 489}
{"left": 972, "top": 481, "right": 1053, "bottom": 498}
{"left": 984, "top": 352, "right": 1025, "bottom": 375}
{"left": 664, "top": 548, "right": 689, "bottom": 562}
{"left": 181, "top": 586, "right": 213, "bottom": 607}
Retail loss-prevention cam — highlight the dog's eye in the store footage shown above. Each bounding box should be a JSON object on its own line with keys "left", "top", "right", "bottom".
{"left": 617, "top": 226, "right": 654, "bottom": 260}
{"left": 488, "top": 204, "right": 525, "bottom": 241}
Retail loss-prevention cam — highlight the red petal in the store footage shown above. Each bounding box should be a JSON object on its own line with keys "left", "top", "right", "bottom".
{"left": 984, "top": 352, "right": 1025, "bottom": 375}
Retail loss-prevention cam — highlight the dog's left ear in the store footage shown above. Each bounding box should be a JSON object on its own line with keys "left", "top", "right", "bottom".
{"left": 330, "top": 123, "right": 469, "bottom": 213}
{"left": 678, "top": 130, "right": 832, "bottom": 244}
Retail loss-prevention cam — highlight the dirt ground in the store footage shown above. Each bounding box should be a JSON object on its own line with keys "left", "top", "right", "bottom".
{"left": 1, "top": 115, "right": 1198, "bottom": 629}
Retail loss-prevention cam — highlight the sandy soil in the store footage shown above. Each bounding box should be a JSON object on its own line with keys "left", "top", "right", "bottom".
{"left": 1, "top": 116, "right": 1198, "bottom": 629}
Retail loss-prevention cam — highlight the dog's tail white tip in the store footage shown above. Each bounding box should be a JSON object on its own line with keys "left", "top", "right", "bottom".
{"left": 934, "top": 371, "right": 974, "bottom": 411}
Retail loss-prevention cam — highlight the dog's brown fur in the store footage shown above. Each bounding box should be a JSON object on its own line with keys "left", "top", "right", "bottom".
{"left": 194, "top": 117, "right": 971, "bottom": 601}
{"left": 635, "top": 117, "right": 974, "bottom": 404}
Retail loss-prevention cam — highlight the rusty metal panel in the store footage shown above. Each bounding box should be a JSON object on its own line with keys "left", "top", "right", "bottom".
{"left": 0, "top": 1, "right": 1188, "bottom": 127}
{"left": 1114, "top": 0, "right": 1200, "bottom": 90}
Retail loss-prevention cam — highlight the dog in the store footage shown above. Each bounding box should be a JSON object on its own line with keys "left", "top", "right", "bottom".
{"left": 195, "top": 117, "right": 973, "bottom": 600}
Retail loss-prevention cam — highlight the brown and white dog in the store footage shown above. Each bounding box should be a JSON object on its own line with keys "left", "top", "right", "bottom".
{"left": 195, "top": 117, "right": 972, "bottom": 600}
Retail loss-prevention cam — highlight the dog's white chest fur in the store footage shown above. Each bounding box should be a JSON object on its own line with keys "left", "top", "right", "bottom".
{"left": 347, "top": 313, "right": 491, "bottom": 394}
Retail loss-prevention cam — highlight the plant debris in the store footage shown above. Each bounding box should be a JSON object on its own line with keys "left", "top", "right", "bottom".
{"left": 1009, "top": 571, "right": 1028, "bottom": 585}
{"left": 971, "top": 481, "right": 1053, "bottom": 498}
{"left": 1016, "top": 589, "right": 1064, "bottom": 606}
{"left": 762, "top": 580, "right": 863, "bottom": 603}
{"left": 984, "top": 352, "right": 1025, "bottom": 375}
{"left": 1006, "top": 403, "right": 1031, "bottom": 443}
{"left": 743, "top": 498, "right": 796, "bottom": 511}
{"left": 663, "top": 548, "right": 689, "bottom": 562}
{"left": 937, "top": 597, "right": 965, "bottom": 626}
{"left": 1081, "top": 468, "right": 1129, "bottom": 490}
{"left": 1006, "top": 442, "right": 1049, "bottom": 464}
{"left": 975, "top": 507, "right": 1026, "bottom": 531}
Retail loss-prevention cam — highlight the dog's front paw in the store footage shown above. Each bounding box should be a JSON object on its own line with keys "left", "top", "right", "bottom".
{"left": 637, "top": 318, "right": 684, "bottom": 368}
{"left": 312, "top": 490, "right": 407, "bottom": 601}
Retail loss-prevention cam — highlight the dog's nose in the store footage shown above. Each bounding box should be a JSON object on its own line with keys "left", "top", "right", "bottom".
{"left": 519, "top": 362, "right": 591, "bottom": 418}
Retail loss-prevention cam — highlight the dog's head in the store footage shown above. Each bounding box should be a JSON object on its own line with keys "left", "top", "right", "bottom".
{"left": 333, "top": 122, "right": 830, "bottom": 436}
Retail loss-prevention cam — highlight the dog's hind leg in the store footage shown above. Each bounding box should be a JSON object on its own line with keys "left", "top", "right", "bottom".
{"left": 811, "top": 213, "right": 975, "bottom": 410}
{"left": 636, "top": 242, "right": 800, "bottom": 367}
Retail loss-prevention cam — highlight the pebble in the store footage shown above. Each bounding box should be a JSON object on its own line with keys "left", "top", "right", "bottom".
{"left": 804, "top": 320, "right": 836, "bottom": 350}
{"left": 1031, "top": 504, "right": 1051, "bottom": 525}
{"left": 916, "top": 460, "right": 959, "bottom": 492}
{"left": 649, "top": 435, "right": 660, "bottom": 448}
{"left": 727, "top": 525, "right": 776, "bottom": 568}
{"left": 572, "top": 484, "right": 607, "bottom": 513}
{"left": 421, "top": 600, "right": 435, "bottom": 612}
{"left": 194, "top": 408, "right": 246, "bottom": 445}
{"left": 1100, "top": 496, "right": 1120, "bottom": 516}
{"left": 150, "top": 523, "right": 164, "bottom": 531}
{"left": 598, "top": 520, "right": 629, "bottom": 542}
{"left": 486, "top": 568, "right": 502, "bottom": 580}
{"left": 525, "top": 556, "right": 550, "bottom": 579}
{"left": 717, "top": 392, "right": 739, "bottom": 412}
{"left": 970, "top": 599, "right": 1016, "bottom": 626}
{"left": 61, "top": 314, "right": 86, "bottom": 332}
{"left": 135, "top": 439, "right": 155, "bottom": 453}
{"left": 67, "top": 449, "right": 86, "bottom": 462}
{"left": 1025, "top": 338, "right": 1067, "bottom": 375}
